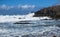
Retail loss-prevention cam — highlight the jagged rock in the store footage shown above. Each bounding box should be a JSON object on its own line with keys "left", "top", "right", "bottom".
{"left": 33, "top": 5, "right": 60, "bottom": 19}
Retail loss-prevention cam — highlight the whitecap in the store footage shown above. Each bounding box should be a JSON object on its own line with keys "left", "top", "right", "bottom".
{"left": 0, "top": 13, "right": 51, "bottom": 23}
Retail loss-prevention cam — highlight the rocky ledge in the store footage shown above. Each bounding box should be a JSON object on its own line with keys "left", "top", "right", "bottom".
{"left": 33, "top": 5, "right": 60, "bottom": 19}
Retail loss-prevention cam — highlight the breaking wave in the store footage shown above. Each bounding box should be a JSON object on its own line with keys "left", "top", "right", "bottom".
{"left": 0, "top": 13, "right": 60, "bottom": 37}
{"left": 0, "top": 13, "right": 51, "bottom": 23}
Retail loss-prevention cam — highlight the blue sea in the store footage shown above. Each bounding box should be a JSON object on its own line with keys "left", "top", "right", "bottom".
{"left": 0, "top": 13, "right": 60, "bottom": 37}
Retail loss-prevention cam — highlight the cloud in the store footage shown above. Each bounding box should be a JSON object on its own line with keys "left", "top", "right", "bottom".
{"left": 0, "top": 4, "right": 36, "bottom": 10}
{"left": 20, "top": 5, "right": 35, "bottom": 9}
{"left": 0, "top": 4, "right": 7, "bottom": 10}
{"left": 0, "top": 4, "right": 15, "bottom": 10}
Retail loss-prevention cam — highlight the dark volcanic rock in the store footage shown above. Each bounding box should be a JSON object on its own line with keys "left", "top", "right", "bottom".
{"left": 33, "top": 5, "right": 60, "bottom": 19}
{"left": 14, "top": 21, "right": 35, "bottom": 24}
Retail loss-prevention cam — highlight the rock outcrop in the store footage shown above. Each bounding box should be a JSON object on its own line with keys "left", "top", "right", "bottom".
{"left": 33, "top": 5, "right": 60, "bottom": 19}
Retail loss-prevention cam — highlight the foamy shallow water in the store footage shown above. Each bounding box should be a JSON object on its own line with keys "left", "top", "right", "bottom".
{"left": 0, "top": 13, "right": 60, "bottom": 37}
{"left": 0, "top": 20, "right": 60, "bottom": 37}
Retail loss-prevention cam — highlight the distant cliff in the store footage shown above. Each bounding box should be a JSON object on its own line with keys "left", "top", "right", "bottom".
{"left": 33, "top": 5, "right": 60, "bottom": 19}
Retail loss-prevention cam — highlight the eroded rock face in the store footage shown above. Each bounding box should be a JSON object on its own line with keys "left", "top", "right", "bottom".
{"left": 33, "top": 5, "right": 60, "bottom": 19}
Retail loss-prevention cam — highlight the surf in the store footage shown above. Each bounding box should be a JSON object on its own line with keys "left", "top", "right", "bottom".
{"left": 0, "top": 13, "right": 51, "bottom": 23}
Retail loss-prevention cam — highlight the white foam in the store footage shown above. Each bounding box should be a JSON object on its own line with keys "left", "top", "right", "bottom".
{"left": 0, "top": 13, "right": 51, "bottom": 23}
{"left": 21, "top": 26, "right": 60, "bottom": 37}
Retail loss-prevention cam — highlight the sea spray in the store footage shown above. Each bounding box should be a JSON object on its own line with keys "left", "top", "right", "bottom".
{"left": 0, "top": 13, "right": 51, "bottom": 23}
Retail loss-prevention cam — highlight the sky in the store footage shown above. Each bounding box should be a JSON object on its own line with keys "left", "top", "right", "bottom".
{"left": 0, "top": 0, "right": 59, "bottom": 7}
{"left": 0, "top": 0, "right": 60, "bottom": 15}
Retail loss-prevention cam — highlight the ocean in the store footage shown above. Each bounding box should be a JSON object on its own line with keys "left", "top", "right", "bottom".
{"left": 0, "top": 13, "right": 60, "bottom": 37}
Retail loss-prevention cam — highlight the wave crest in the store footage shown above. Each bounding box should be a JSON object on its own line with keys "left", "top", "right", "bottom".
{"left": 0, "top": 13, "right": 51, "bottom": 23}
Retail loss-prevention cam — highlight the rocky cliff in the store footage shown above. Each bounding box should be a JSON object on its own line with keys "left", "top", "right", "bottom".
{"left": 33, "top": 5, "right": 60, "bottom": 19}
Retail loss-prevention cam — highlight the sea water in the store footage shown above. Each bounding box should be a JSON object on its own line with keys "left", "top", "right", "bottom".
{"left": 0, "top": 13, "right": 60, "bottom": 37}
